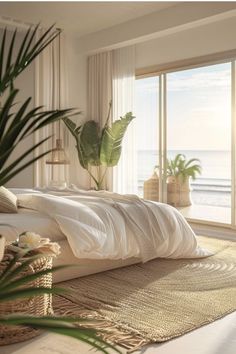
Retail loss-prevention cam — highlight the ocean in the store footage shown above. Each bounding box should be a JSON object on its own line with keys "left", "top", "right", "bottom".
{"left": 138, "top": 150, "right": 231, "bottom": 207}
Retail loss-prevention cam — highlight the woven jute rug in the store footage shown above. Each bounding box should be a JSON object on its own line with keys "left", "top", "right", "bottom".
{"left": 53, "top": 236, "right": 236, "bottom": 352}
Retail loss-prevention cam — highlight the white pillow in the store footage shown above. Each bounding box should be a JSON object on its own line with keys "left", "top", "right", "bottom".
{"left": 0, "top": 186, "right": 18, "bottom": 213}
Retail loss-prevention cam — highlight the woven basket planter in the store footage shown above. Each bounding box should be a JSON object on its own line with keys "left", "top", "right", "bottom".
{"left": 0, "top": 252, "right": 53, "bottom": 346}
{"left": 167, "top": 176, "right": 192, "bottom": 207}
{"left": 143, "top": 173, "right": 159, "bottom": 201}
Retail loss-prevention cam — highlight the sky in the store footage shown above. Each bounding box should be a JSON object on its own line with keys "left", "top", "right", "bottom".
{"left": 135, "top": 62, "right": 231, "bottom": 151}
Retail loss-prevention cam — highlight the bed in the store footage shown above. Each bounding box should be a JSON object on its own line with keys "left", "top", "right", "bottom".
{"left": 1, "top": 187, "right": 236, "bottom": 354}
{"left": 0, "top": 198, "right": 139, "bottom": 282}
{"left": 1, "top": 187, "right": 211, "bottom": 282}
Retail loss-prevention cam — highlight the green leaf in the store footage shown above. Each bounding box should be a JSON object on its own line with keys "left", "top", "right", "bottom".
{"left": 0, "top": 28, "right": 6, "bottom": 83}
{"left": 6, "top": 29, "right": 17, "bottom": 73}
{"left": 0, "top": 316, "right": 121, "bottom": 353}
{"left": 100, "top": 112, "right": 134, "bottom": 167}
{"left": 0, "top": 265, "right": 69, "bottom": 292}
{"left": 0, "top": 25, "right": 60, "bottom": 95}
{"left": 166, "top": 154, "right": 201, "bottom": 180}
{"left": 0, "top": 89, "right": 18, "bottom": 140}
{"left": 80, "top": 120, "right": 101, "bottom": 166}
{"left": 0, "top": 88, "right": 74, "bottom": 186}
{"left": 62, "top": 116, "right": 88, "bottom": 169}
{"left": 0, "top": 286, "right": 68, "bottom": 302}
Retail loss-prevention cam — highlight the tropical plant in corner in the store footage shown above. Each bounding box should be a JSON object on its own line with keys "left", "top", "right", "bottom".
{"left": 0, "top": 25, "right": 120, "bottom": 353}
{"left": 63, "top": 103, "right": 135, "bottom": 190}
{"left": 166, "top": 154, "right": 201, "bottom": 207}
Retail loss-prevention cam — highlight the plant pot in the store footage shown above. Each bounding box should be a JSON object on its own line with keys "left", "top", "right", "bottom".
{"left": 167, "top": 176, "right": 192, "bottom": 207}
{"left": 0, "top": 252, "right": 53, "bottom": 345}
{"left": 143, "top": 173, "right": 159, "bottom": 201}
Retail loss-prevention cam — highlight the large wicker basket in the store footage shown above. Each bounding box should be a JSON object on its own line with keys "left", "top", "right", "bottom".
{"left": 0, "top": 252, "right": 53, "bottom": 345}
{"left": 143, "top": 172, "right": 159, "bottom": 201}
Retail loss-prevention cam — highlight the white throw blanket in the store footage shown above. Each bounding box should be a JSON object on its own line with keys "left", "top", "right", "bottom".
{"left": 17, "top": 189, "right": 212, "bottom": 261}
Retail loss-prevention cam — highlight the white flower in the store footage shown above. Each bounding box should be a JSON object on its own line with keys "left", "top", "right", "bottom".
{"left": 18, "top": 232, "right": 42, "bottom": 250}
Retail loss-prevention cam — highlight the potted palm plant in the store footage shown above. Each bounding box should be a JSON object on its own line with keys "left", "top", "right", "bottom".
{"left": 0, "top": 25, "right": 120, "bottom": 353}
{"left": 63, "top": 103, "right": 135, "bottom": 190}
{"left": 166, "top": 154, "right": 201, "bottom": 207}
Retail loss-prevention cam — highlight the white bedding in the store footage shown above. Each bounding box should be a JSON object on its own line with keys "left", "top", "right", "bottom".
{"left": 17, "top": 188, "right": 211, "bottom": 261}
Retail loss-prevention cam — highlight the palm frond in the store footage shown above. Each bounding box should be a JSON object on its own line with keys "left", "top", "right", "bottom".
{"left": 0, "top": 315, "right": 121, "bottom": 353}
{"left": 166, "top": 154, "right": 202, "bottom": 180}
{"left": 0, "top": 286, "right": 68, "bottom": 302}
{"left": 0, "top": 90, "right": 74, "bottom": 186}
{"left": 0, "top": 25, "right": 60, "bottom": 95}
{"left": 0, "top": 265, "right": 69, "bottom": 292}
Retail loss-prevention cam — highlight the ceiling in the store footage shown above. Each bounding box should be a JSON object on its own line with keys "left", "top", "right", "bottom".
{"left": 0, "top": 2, "right": 177, "bottom": 36}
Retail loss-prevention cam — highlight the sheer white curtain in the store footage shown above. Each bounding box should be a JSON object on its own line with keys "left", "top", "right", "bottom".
{"left": 112, "top": 46, "right": 136, "bottom": 194}
{"left": 34, "top": 30, "right": 69, "bottom": 187}
{"left": 88, "top": 45, "right": 136, "bottom": 193}
{"left": 88, "top": 51, "right": 113, "bottom": 190}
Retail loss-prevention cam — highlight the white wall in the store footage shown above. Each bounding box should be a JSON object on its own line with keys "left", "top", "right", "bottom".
{"left": 65, "top": 34, "right": 90, "bottom": 189}
{"left": 76, "top": 2, "right": 236, "bottom": 55}
{"left": 135, "top": 16, "right": 236, "bottom": 70}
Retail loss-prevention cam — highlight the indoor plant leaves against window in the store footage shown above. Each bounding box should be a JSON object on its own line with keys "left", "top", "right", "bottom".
{"left": 63, "top": 103, "right": 135, "bottom": 190}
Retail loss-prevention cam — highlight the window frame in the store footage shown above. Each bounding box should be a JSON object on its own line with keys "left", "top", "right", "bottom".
{"left": 135, "top": 53, "right": 236, "bottom": 229}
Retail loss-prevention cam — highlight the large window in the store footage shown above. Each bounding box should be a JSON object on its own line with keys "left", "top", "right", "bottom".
{"left": 134, "top": 60, "right": 234, "bottom": 226}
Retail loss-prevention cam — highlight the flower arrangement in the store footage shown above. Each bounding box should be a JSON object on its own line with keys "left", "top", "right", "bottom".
{"left": 7, "top": 231, "right": 60, "bottom": 257}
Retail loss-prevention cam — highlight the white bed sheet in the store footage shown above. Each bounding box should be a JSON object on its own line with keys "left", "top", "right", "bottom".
{"left": 17, "top": 189, "right": 211, "bottom": 261}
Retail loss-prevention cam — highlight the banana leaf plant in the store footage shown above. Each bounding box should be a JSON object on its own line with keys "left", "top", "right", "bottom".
{"left": 63, "top": 103, "right": 135, "bottom": 190}
{"left": 0, "top": 25, "right": 120, "bottom": 352}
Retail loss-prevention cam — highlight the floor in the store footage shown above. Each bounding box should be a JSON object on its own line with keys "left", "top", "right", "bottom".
{"left": 1, "top": 201, "right": 235, "bottom": 354}
{"left": 2, "top": 311, "right": 236, "bottom": 354}
{"left": 179, "top": 204, "right": 231, "bottom": 225}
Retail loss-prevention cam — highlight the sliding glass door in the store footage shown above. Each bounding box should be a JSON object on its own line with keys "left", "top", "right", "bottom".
{"left": 167, "top": 63, "right": 231, "bottom": 224}
{"left": 133, "top": 59, "right": 234, "bottom": 226}
{"left": 134, "top": 76, "right": 159, "bottom": 197}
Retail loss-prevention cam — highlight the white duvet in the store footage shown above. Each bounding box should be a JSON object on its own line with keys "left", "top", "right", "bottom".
{"left": 17, "top": 189, "right": 211, "bottom": 261}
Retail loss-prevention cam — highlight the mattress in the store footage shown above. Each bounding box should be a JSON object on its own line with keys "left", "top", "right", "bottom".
{"left": 52, "top": 239, "right": 140, "bottom": 283}
{"left": 0, "top": 208, "right": 65, "bottom": 243}
{"left": 0, "top": 208, "right": 141, "bottom": 282}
